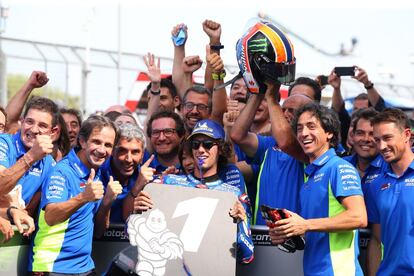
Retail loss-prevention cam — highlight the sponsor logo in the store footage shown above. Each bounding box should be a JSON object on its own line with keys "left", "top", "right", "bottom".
{"left": 380, "top": 183, "right": 391, "bottom": 191}
{"left": 80, "top": 182, "right": 86, "bottom": 188}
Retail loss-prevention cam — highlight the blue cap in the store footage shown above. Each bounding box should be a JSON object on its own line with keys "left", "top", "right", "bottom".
{"left": 187, "top": 119, "right": 225, "bottom": 140}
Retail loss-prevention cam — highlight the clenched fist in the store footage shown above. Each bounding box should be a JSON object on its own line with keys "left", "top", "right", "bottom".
{"left": 182, "top": 56, "right": 203, "bottom": 74}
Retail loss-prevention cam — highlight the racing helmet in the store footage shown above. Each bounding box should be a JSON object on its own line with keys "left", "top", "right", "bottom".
{"left": 236, "top": 21, "right": 296, "bottom": 94}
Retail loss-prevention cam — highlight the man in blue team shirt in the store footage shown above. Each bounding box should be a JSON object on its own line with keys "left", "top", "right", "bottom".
{"left": 0, "top": 96, "right": 57, "bottom": 214}
{"left": 98, "top": 123, "right": 148, "bottom": 228}
{"left": 29, "top": 115, "right": 122, "bottom": 275}
{"left": 270, "top": 103, "right": 367, "bottom": 276}
{"left": 135, "top": 119, "right": 254, "bottom": 264}
{"left": 230, "top": 81, "right": 312, "bottom": 225}
{"left": 366, "top": 108, "right": 414, "bottom": 275}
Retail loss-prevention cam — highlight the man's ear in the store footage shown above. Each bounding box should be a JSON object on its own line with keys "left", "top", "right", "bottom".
{"left": 50, "top": 125, "right": 61, "bottom": 142}
{"left": 174, "top": 96, "right": 181, "bottom": 109}
{"left": 327, "top": 132, "right": 334, "bottom": 142}
{"left": 403, "top": 128, "right": 411, "bottom": 143}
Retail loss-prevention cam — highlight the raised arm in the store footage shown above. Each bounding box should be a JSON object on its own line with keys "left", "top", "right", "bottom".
{"left": 265, "top": 82, "right": 308, "bottom": 162}
{"left": 171, "top": 23, "right": 187, "bottom": 98}
{"left": 143, "top": 53, "right": 161, "bottom": 154}
{"left": 206, "top": 45, "right": 227, "bottom": 125}
{"left": 202, "top": 19, "right": 222, "bottom": 92}
{"left": 5, "top": 71, "right": 49, "bottom": 132}
{"left": 329, "top": 69, "right": 344, "bottom": 113}
{"left": 230, "top": 93, "right": 263, "bottom": 158}
{"left": 353, "top": 66, "right": 384, "bottom": 110}
{"left": 0, "top": 135, "right": 53, "bottom": 196}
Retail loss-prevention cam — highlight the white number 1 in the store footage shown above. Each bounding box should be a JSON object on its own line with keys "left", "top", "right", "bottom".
{"left": 172, "top": 197, "right": 218, "bottom": 252}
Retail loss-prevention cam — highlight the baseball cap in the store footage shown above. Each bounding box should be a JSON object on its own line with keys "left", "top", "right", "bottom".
{"left": 187, "top": 119, "right": 225, "bottom": 140}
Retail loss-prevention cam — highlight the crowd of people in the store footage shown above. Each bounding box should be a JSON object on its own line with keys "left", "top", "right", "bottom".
{"left": 1, "top": 19, "right": 414, "bottom": 276}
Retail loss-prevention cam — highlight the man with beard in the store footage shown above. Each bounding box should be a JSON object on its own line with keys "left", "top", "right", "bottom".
{"left": 60, "top": 108, "right": 82, "bottom": 148}
{"left": 28, "top": 115, "right": 122, "bottom": 275}
{"left": 143, "top": 110, "right": 186, "bottom": 175}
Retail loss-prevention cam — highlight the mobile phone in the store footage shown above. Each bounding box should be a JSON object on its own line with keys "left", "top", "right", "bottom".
{"left": 319, "top": 75, "right": 329, "bottom": 86}
{"left": 334, "top": 66, "right": 356, "bottom": 76}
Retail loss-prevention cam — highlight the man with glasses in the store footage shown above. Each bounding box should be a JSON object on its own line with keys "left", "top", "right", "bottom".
{"left": 181, "top": 86, "right": 212, "bottom": 132}
{"left": 135, "top": 119, "right": 254, "bottom": 264}
{"left": 143, "top": 110, "right": 186, "bottom": 176}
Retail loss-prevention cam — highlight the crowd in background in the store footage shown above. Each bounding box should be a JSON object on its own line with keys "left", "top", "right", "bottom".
{"left": 1, "top": 19, "right": 414, "bottom": 276}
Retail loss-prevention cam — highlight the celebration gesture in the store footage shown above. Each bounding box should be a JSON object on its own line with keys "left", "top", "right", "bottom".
{"left": 143, "top": 53, "right": 161, "bottom": 83}
{"left": 82, "top": 169, "right": 104, "bottom": 202}
{"left": 202, "top": 19, "right": 221, "bottom": 43}
{"left": 182, "top": 55, "right": 202, "bottom": 74}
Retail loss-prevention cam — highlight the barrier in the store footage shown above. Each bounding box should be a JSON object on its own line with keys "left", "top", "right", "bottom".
{"left": 1, "top": 225, "right": 371, "bottom": 275}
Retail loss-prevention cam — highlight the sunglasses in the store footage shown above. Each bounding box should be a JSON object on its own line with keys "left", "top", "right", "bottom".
{"left": 190, "top": 140, "right": 217, "bottom": 150}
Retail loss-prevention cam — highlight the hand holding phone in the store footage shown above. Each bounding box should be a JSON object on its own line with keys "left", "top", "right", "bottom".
{"left": 334, "top": 66, "right": 356, "bottom": 76}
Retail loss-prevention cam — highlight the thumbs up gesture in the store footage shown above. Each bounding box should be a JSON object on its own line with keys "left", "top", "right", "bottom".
{"left": 105, "top": 176, "right": 123, "bottom": 202}
{"left": 82, "top": 169, "right": 104, "bottom": 202}
{"left": 206, "top": 45, "right": 224, "bottom": 73}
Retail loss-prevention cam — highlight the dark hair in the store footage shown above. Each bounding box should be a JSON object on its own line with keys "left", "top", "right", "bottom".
{"left": 23, "top": 96, "right": 59, "bottom": 127}
{"left": 178, "top": 140, "right": 192, "bottom": 169}
{"left": 55, "top": 112, "right": 71, "bottom": 157}
{"left": 288, "top": 77, "right": 322, "bottom": 103}
{"left": 354, "top": 93, "right": 368, "bottom": 101}
{"left": 187, "top": 136, "right": 233, "bottom": 170}
{"left": 351, "top": 107, "right": 378, "bottom": 132}
{"left": 146, "top": 78, "right": 178, "bottom": 98}
{"left": 60, "top": 108, "right": 82, "bottom": 125}
{"left": 293, "top": 102, "right": 340, "bottom": 148}
{"left": 104, "top": 111, "right": 122, "bottom": 122}
{"left": 371, "top": 108, "right": 411, "bottom": 131}
{"left": 182, "top": 85, "right": 212, "bottom": 111}
{"left": 0, "top": 106, "right": 7, "bottom": 122}
{"left": 230, "top": 75, "right": 243, "bottom": 90}
{"left": 77, "top": 115, "right": 118, "bottom": 147}
{"left": 146, "top": 110, "right": 185, "bottom": 138}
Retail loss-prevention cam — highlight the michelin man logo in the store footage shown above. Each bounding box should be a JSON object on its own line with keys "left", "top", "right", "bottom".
{"left": 127, "top": 209, "right": 184, "bottom": 276}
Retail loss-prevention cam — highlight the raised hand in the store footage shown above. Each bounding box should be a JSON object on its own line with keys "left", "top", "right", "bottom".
{"left": 171, "top": 23, "right": 188, "bottom": 47}
{"left": 206, "top": 45, "right": 224, "bottom": 73}
{"left": 353, "top": 66, "right": 370, "bottom": 86}
{"left": 182, "top": 55, "right": 202, "bottom": 74}
{"left": 27, "top": 71, "right": 49, "bottom": 89}
{"left": 26, "top": 134, "right": 54, "bottom": 162}
{"left": 143, "top": 53, "right": 161, "bottom": 83}
{"left": 202, "top": 19, "right": 221, "bottom": 43}
{"left": 105, "top": 176, "right": 123, "bottom": 202}
{"left": 82, "top": 169, "right": 104, "bottom": 202}
{"left": 328, "top": 69, "right": 341, "bottom": 89}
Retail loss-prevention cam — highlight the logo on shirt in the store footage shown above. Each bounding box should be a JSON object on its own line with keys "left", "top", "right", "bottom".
{"left": 365, "top": 174, "right": 379, "bottom": 184}
{"left": 380, "top": 183, "right": 391, "bottom": 191}
{"left": 313, "top": 173, "right": 324, "bottom": 182}
{"left": 80, "top": 182, "right": 86, "bottom": 188}
{"left": 29, "top": 167, "right": 42, "bottom": 177}
{"left": 404, "top": 178, "right": 414, "bottom": 187}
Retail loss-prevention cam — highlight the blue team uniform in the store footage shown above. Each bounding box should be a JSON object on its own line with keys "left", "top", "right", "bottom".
{"left": 0, "top": 131, "right": 55, "bottom": 206}
{"left": 162, "top": 164, "right": 254, "bottom": 264}
{"left": 301, "top": 148, "right": 363, "bottom": 276}
{"left": 28, "top": 149, "right": 102, "bottom": 274}
{"left": 100, "top": 157, "right": 139, "bottom": 223}
{"left": 366, "top": 160, "right": 414, "bottom": 275}
{"left": 246, "top": 135, "right": 303, "bottom": 225}
{"left": 343, "top": 154, "right": 386, "bottom": 195}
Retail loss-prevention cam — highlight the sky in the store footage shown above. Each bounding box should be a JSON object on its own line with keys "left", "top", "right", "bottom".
{"left": 2, "top": 0, "right": 414, "bottom": 113}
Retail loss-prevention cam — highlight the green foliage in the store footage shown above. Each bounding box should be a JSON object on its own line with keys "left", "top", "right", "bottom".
{"left": 7, "top": 74, "right": 80, "bottom": 108}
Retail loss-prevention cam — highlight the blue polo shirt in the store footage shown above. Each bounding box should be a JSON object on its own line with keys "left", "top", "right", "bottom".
{"left": 29, "top": 149, "right": 102, "bottom": 274}
{"left": 343, "top": 154, "right": 386, "bottom": 196}
{"left": 301, "top": 148, "right": 363, "bottom": 276}
{"left": 366, "top": 160, "right": 414, "bottom": 275}
{"left": 0, "top": 131, "right": 55, "bottom": 206}
{"left": 246, "top": 135, "right": 303, "bottom": 225}
{"left": 100, "top": 157, "right": 139, "bottom": 223}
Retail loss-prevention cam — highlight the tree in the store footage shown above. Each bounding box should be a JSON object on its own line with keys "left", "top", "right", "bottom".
{"left": 7, "top": 73, "right": 80, "bottom": 108}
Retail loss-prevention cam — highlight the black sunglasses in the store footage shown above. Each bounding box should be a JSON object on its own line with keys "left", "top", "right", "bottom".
{"left": 190, "top": 140, "right": 217, "bottom": 150}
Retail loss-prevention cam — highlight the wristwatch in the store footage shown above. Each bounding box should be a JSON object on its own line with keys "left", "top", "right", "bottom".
{"left": 210, "top": 44, "right": 224, "bottom": 51}
{"left": 149, "top": 88, "right": 160, "bottom": 95}
{"left": 364, "top": 81, "right": 374, "bottom": 90}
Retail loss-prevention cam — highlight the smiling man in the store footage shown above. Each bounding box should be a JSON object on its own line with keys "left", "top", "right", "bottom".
{"left": 144, "top": 110, "right": 186, "bottom": 175}
{"left": 28, "top": 115, "right": 122, "bottom": 275}
{"left": 0, "top": 96, "right": 57, "bottom": 208}
{"left": 366, "top": 108, "right": 414, "bottom": 275}
{"left": 99, "top": 123, "right": 147, "bottom": 225}
{"left": 269, "top": 102, "right": 367, "bottom": 276}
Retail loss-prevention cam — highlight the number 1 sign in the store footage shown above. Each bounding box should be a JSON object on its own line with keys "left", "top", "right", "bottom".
{"left": 127, "top": 184, "right": 238, "bottom": 276}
